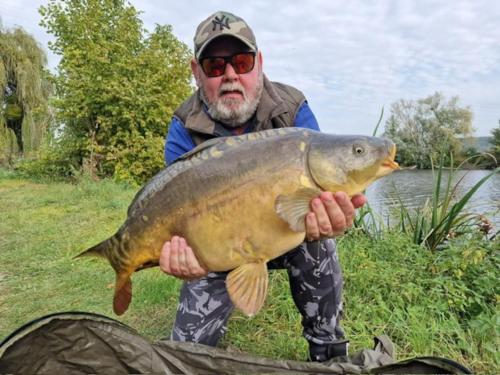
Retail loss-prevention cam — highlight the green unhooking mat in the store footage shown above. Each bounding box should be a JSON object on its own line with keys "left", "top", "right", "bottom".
{"left": 0, "top": 312, "right": 471, "bottom": 374}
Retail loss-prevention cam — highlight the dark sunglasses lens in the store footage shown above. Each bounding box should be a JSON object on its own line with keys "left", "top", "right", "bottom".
{"left": 231, "top": 53, "right": 255, "bottom": 74}
{"left": 201, "top": 57, "right": 226, "bottom": 77}
{"left": 200, "top": 53, "right": 255, "bottom": 77}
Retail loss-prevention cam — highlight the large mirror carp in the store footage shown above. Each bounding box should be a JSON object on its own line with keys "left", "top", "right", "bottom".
{"left": 80, "top": 128, "right": 399, "bottom": 317}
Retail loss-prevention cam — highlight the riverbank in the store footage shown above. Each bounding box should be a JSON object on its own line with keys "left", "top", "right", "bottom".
{"left": 0, "top": 170, "right": 497, "bottom": 372}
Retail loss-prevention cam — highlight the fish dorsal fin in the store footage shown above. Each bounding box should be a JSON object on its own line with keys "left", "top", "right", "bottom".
{"left": 226, "top": 262, "right": 269, "bottom": 317}
{"left": 128, "top": 128, "right": 309, "bottom": 217}
{"left": 178, "top": 127, "right": 306, "bottom": 162}
{"left": 126, "top": 139, "right": 229, "bottom": 216}
{"left": 177, "top": 137, "right": 230, "bottom": 161}
{"left": 275, "top": 188, "right": 322, "bottom": 232}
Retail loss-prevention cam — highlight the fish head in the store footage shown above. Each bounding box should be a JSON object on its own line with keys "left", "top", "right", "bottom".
{"left": 307, "top": 134, "right": 399, "bottom": 196}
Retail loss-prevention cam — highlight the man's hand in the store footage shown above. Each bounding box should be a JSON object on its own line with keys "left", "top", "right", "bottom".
{"left": 159, "top": 236, "right": 208, "bottom": 280}
{"left": 305, "top": 191, "right": 367, "bottom": 241}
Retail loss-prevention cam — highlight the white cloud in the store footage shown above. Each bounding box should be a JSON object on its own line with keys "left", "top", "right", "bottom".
{"left": 1, "top": 0, "right": 498, "bottom": 135}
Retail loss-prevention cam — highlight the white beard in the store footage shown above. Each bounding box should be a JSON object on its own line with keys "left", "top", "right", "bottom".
{"left": 200, "top": 71, "right": 264, "bottom": 128}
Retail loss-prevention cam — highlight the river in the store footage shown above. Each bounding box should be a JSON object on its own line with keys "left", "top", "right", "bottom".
{"left": 364, "top": 169, "right": 500, "bottom": 228}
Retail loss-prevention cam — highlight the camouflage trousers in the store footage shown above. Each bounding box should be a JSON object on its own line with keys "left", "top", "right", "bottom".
{"left": 171, "top": 239, "right": 345, "bottom": 347}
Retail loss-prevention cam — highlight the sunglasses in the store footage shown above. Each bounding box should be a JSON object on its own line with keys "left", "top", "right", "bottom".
{"left": 199, "top": 52, "right": 256, "bottom": 78}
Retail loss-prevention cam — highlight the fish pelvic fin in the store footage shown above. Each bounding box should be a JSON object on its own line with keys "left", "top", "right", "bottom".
{"left": 275, "top": 188, "right": 321, "bottom": 232}
{"left": 113, "top": 273, "right": 132, "bottom": 316}
{"left": 226, "top": 262, "right": 269, "bottom": 317}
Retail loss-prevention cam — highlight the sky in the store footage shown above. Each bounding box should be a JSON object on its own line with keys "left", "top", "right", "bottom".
{"left": 1, "top": 0, "right": 499, "bottom": 136}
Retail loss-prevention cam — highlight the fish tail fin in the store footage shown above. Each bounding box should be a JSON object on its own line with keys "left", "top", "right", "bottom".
{"left": 77, "top": 235, "right": 132, "bottom": 315}
{"left": 113, "top": 273, "right": 132, "bottom": 315}
{"left": 76, "top": 238, "right": 111, "bottom": 260}
{"left": 226, "top": 262, "right": 269, "bottom": 317}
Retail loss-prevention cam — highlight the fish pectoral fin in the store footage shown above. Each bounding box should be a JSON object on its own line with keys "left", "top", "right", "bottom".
{"left": 113, "top": 274, "right": 132, "bottom": 316}
{"left": 275, "top": 188, "right": 322, "bottom": 232}
{"left": 226, "top": 262, "right": 269, "bottom": 317}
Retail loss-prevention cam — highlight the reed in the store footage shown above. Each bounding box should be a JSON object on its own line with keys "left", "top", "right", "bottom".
{"left": 353, "top": 202, "right": 386, "bottom": 239}
{"left": 394, "top": 154, "right": 498, "bottom": 250}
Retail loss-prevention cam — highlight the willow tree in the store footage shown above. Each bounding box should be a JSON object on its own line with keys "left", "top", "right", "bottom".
{"left": 0, "top": 24, "right": 51, "bottom": 162}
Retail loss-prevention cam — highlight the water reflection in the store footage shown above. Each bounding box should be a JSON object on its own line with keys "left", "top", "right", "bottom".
{"left": 365, "top": 170, "right": 500, "bottom": 227}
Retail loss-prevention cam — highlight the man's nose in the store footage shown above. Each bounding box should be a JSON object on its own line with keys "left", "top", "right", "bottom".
{"left": 222, "top": 62, "right": 239, "bottom": 80}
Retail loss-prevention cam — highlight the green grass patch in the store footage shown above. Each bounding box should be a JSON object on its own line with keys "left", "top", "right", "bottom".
{"left": 0, "top": 170, "right": 497, "bottom": 372}
{"left": 338, "top": 230, "right": 498, "bottom": 372}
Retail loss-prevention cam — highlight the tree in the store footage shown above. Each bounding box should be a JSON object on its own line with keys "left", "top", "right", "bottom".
{"left": 39, "top": 0, "right": 192, "bottom": 183}
{"left": 0, "top": 23, "right": 52, "bottom": 163}
{"left": 383, "top": 92, "right": 473, "bottom": 168}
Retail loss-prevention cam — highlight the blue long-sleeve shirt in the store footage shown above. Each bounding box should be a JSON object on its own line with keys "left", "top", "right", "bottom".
{"left": 164, "top": 101, "right": 320, "bottom": 164}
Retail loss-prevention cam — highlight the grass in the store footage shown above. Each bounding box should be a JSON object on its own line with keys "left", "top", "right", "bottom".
{"left": 339, "top": 231, "right": 498, "bottom": 372}
{"left": 0, "top": 170, "right": 498, "bottom": 372}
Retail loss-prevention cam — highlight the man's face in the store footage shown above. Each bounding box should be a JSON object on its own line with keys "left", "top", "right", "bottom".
{"left": 192, "top": 36, "right": 264, "bottom": 127}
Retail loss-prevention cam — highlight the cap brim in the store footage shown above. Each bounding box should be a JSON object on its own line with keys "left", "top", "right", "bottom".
{"left": 196, "top": 34, "right": 257, "bottom": 59}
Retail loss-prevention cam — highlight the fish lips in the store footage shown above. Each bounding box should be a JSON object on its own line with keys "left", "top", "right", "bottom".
{"left": 377, "top": 145, "right": 400, "bottom": 177}
{"left": 382, "top": 159, "right": 400, "bottom": 170}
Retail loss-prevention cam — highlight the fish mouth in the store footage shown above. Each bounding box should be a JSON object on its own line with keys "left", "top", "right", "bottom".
{"left": 383, "top": 144, "right": 399, "bottom": 169}
{"left": 382, "top": 159, "right": 399, "bottom": 169}
{"left": 377, "top": 144, "right": 400, "bottom": 177}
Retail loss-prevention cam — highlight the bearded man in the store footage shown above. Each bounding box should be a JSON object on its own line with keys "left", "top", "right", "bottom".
{"left": 160, "top": 11, "right": 366, "bottom": 362}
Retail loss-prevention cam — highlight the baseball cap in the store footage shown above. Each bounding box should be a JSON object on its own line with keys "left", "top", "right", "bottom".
{"left": 193, "top": 11, "right": 257, "bottom": 59}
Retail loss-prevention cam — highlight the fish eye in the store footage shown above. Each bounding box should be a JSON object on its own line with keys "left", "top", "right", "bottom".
{"left": 353, "top": 145, "right": 365, "bottom": 155}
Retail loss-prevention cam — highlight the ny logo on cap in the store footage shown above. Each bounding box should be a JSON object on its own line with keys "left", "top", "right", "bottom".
{"left": 212, "top": 15, "right": 230, "bottom": 31}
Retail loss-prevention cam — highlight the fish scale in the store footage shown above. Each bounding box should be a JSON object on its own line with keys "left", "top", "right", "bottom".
{"left": 79, "top": 128, "right": 399, "bottom": 317}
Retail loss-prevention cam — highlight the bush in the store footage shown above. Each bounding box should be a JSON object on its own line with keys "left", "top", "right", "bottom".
{"left": 13, "top": 139, "right": 80, "bottom": 180}
{"left": 430, "top": 235, "right": 499, "bottom": 318}
{"left": 339, "top": 230, "right": 498, "bottom": 370}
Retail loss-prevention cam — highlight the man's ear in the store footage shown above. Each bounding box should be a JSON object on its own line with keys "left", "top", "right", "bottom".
{"left": 257, "top": 51, "right": 263, "bottom": 70}
{"left": 191, "top": 58, "right": 201, "bottom": 86}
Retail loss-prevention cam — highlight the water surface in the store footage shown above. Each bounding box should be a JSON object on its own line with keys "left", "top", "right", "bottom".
{"left": 364, "top": 169, "right": 500, "bottom": 227}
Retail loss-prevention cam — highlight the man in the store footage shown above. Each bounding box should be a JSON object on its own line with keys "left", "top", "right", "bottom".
{"left": 160, "top": 11, "right": 366, "bottom": 362}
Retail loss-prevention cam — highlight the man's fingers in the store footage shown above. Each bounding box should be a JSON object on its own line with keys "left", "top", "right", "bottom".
{"left": 169, "top": 236, "right": 180, "bottom": 274}
{"left": 333, "top": 192, "right": 355, "bottom": 228}
{"left": 319, "top": 192, "right": 345, "bottom": 235}
{"left": 159, "top": 236, "right": 208, "bottom": 280}
{"left": 159, "top": 241, "right": 171, "bottom": 274}
{"left": 311, "top": 197, "right": 335, "bottom": 236}
{"left": 178, "top": 237, "right": 189, "bottom": 276}
{"left": 305, "top": 212, "right": 320, "bottom": 241}
{"left": 185, "top": 245, "right": 207, "bottom": 277}
{"left": 351, "top": 194, "right": 367, "bottom": 209}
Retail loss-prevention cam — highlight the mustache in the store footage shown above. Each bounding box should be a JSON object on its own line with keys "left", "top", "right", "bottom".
{"left": 218, "top": 82, "right": 246, "bottom": 98}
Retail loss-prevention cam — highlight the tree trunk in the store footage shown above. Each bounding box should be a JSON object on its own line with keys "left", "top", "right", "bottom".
{"left": 6, "top": 117, "right": 24, "bottom": 155}
{"left": 82, "top": 127, "right": 99, "bottom": 180}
